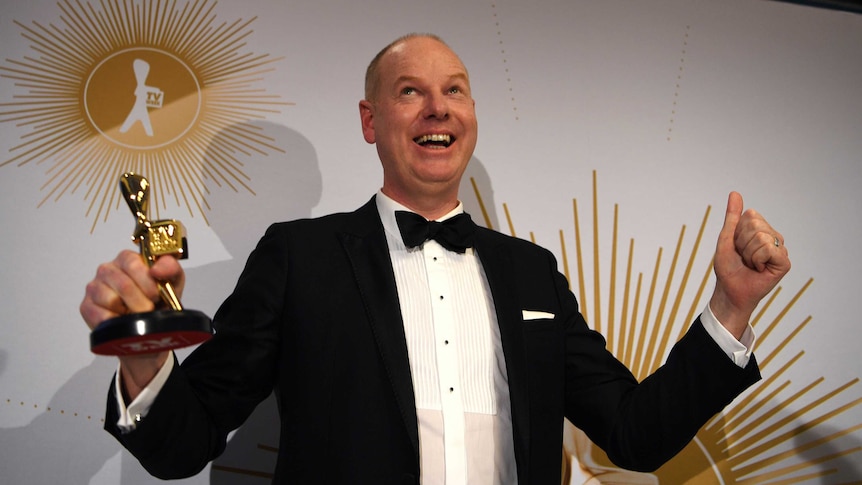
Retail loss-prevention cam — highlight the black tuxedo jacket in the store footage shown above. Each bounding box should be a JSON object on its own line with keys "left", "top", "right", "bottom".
{"left": 106, "top": 197, "right": 760, "bottom": 484}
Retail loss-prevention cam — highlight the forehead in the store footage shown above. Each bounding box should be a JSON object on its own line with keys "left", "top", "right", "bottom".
{"left": 380, "top": 38, "right": 469, "bottom": 83}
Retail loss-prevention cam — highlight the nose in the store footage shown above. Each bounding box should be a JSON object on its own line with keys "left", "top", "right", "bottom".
{"left": 423, "top": 91, "right": 449, "bottom": 120}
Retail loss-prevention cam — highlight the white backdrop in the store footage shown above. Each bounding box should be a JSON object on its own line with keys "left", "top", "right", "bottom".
{"left": 0, "top": 0, "right": 860, "bottom": 483}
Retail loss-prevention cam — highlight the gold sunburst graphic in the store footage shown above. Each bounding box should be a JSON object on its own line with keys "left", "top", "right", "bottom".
{"left": 0, "top": 0, "right": 292, "bottom": 232}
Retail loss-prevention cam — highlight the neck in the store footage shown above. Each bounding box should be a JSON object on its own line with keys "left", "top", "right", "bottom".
{"left": 381, "top": 187, "right": 459, "bottom": 220}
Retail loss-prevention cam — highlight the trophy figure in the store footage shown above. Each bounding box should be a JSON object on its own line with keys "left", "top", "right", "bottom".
{"left": 90, "top": 173, "right": 213, "bottom": 355}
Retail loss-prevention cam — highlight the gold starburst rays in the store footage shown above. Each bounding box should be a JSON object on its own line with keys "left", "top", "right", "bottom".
{"left": 471, "top": 172, "right": 861, "bottom": 484}
{"left": 0, "top": 0, "right": 291, "bottom": 232}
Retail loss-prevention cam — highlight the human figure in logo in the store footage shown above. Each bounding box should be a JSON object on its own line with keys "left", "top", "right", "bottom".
{"left": 119, "top": 59, "right": 161, "bottom": 137}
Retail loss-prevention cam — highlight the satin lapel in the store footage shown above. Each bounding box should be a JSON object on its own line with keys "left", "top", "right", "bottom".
{"left": 474, "top": 229, "right": 531, "bottom": 472}
{"left": 338, "top": 198, "right": 420, "bottom": 459}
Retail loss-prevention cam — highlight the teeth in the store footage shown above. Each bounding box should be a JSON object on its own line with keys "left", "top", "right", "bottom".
{"left": 415, "top": 134, "right": 451, "bottom": 145}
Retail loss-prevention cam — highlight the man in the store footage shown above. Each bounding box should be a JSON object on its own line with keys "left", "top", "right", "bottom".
{"left": 80, "top": 34, "right": 790, "bottom": 484}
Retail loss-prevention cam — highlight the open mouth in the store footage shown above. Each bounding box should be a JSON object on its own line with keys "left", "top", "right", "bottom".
{"left": 414, "top": 133, "right": 453, "bottom": 148}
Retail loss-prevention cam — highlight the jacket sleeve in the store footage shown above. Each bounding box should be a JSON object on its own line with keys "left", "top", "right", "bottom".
{"left": 103, "top": 223, "right": 291, "bottom": 478}
{"left": 557, "top": 259, "right": 761, "bottom": 471}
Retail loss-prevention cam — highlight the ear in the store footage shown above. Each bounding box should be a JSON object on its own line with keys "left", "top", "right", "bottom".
{"left": 359, "top": 100, "right": 375, "bottom": 144}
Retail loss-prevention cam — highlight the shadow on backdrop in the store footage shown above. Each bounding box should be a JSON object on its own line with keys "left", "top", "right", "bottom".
{"left": 171, "top": 120, "right": 321, "bottom": 484}
{"left": 459, "top": 156, "right": 499, "bottom": 232}
{"left": 0, "top": 122, "right": 320, "bottom": 485}
{"left": 790, "top": 419, "right": 862, "bottom": 482}
{"left": 0, "top": 356, "right": 129, "bottom": 484}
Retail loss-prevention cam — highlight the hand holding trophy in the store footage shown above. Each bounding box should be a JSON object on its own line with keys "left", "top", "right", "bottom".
{"left": 90, "top": 173, "right": 213, "bottom": 355}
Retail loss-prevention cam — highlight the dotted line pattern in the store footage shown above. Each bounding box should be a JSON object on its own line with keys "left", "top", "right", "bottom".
{"left": 5, "top": 398, "right": 104, "bottom": 423}
{"left": 491, "top": 3, "right": 519, "bottom": 121}
{"left": 668, "top": 25, "right": 690, "bottom": 141}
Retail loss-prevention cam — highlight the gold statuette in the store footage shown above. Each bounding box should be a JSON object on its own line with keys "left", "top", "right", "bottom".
{"left": 90, "top": 173, "right": 212, "bottom": 355}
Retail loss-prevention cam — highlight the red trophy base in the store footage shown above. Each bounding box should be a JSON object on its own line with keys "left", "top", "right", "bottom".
{"left": 90, "top": 309, "right": 213, "bottom": 356}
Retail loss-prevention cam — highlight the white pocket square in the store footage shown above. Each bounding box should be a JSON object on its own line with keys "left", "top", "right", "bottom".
{"left": 522, "top": 310, "right": 555, "bottom": 321}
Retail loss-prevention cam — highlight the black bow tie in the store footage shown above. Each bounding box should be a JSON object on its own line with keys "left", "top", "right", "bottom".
{"left": 394, "top": 211, "right": 476, "bottom": 253}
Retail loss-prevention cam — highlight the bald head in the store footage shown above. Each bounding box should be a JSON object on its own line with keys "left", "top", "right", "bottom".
{"left": 364, "top": 33, "right": 459, "bottom": 101}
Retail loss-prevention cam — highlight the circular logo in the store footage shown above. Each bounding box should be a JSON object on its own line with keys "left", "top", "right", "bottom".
{"left": 84, "top": 47, "right": 201, "bottom": 149}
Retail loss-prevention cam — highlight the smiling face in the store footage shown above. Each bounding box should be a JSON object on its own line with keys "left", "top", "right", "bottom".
{"left": 359, "top": 35, "right": 477, "bottom": 217}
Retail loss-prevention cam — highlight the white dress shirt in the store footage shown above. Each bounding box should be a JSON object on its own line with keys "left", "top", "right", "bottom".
{"left": 376, "top": 191, "right": 516, "bottom": 485}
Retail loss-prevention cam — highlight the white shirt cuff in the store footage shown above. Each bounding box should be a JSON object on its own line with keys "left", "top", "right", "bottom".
{"left": 701, "top": 304, "right": 756, "bottom": 368}
{"left": 115, "top": 354, "right": 174, "bottom": 433}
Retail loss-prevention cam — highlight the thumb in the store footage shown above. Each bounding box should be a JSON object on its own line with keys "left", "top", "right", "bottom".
{"left": 718, "top": 191, "right": 743, "bottom": 248}
{"left": 150, "top": 254, "right": 186, "bottom": 291}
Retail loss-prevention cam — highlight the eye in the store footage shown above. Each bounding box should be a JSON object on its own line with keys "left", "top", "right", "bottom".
{"left": 401, "top": 87, "right": 416, "bottom": 95}
{"left": 448, "top": 87, "right": 461, "bottom": 94}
